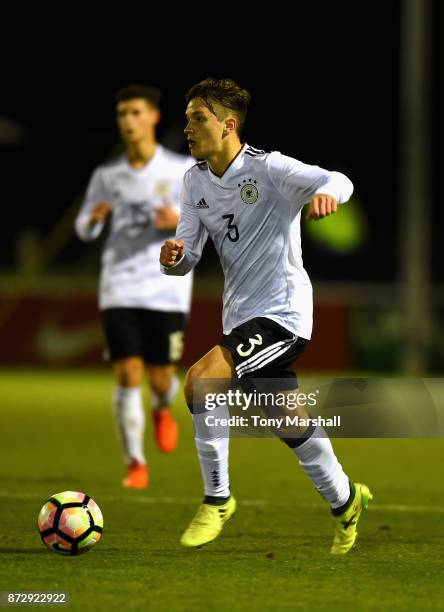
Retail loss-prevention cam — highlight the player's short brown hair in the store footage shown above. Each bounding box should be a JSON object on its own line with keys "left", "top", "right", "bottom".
{"left": 186, "top": 78, "right": 251, "bottom": 135}
{"left": 115, "top": 84, "right": 162, "bottom": 110}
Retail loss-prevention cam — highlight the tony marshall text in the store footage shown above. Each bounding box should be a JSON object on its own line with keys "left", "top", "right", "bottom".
{"left": 205, "top": 415, "right": 341, "bottom": 428}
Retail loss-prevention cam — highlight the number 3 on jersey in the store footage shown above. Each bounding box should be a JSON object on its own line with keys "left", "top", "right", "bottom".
{"left": 222, "top": 214, "right": 239, "bottom": 242}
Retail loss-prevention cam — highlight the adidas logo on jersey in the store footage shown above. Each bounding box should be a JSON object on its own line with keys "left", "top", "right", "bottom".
{"left": 196, "top": 198, "right": 209, "bottom": 209}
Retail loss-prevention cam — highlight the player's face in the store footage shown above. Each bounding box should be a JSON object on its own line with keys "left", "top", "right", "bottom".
{"left": 117, "top": 99, "right": 160, "bottom": 144}
{"left": 184, "top": 98, "right": 227, "bottom": 159}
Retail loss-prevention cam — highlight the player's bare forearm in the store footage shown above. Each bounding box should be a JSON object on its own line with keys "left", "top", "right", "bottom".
{"left": 89, "top": 202, "right": 113, "bottom": 226}
{"left": 154, "top": 206, "right": 180, "bottom": 230}
{"left": 306, "top": 194, "right": 337, "bottom": 221}
{"left": 160, "top": 239, "right": 185, "bottom": 267}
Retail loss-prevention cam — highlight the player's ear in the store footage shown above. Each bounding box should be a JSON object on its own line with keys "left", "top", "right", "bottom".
{"left": 152, "top": 109, "right": 161, "bottom": 126}
{"left": 223, "top": 117, "right": 237, "bottom": 138}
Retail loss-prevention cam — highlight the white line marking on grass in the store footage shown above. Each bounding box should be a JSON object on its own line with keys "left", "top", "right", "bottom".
{"left": 0, "top": 491, "right": 443, "bottom": 513}
{"left": 370, "top": 503, "right": 444, "bottom": 513}
{"left": 0, "top": 491, "right": 266, "bottom": 506}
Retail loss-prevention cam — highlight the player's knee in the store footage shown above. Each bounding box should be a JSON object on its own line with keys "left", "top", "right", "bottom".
{"left": 183, "top": 366, "right": 196, "bottom": 405}
{"left": 184, "top": 362, "right": 206, "bottom": 406}
{"left": 150, "top": 369, "right": 172, "bottom": 396}
{"left": 115, "top": 358, "right": 143, "bottom": 387}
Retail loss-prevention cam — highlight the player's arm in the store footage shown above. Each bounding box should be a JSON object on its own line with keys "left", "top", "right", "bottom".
{"left": 160, "top": 175, "right": 208, "bottom": 276}
{"left": 155, "top": 157, "right": 195, "bottom": 231}
{"left": 154, "top": 205, "right": 179, "bottom": 230}
{"left": 160, "top": 239, "right": 185, "bottom": 266}
{"left": 305, "top": 170, "right": 354, "bottom": 220}
{"left": 305, "top": 193, "right": 337, "bottom": 221}
{"left": 160, "top": 203, "right": 208, "bottom": 275}
{"left": 75, "top": 169, "right": 112, "bottom": 241}
{"left": 266, "top": 152, "right": 353, "bottom": 220}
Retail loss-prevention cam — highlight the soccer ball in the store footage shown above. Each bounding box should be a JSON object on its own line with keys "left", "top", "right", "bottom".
{"left": 37, "top": 491, "right": 103, "bottom": 556}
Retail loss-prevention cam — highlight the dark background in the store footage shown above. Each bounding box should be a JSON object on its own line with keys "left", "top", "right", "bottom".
{"left": 0, "top": 2, "right": 441, "bottom": 283}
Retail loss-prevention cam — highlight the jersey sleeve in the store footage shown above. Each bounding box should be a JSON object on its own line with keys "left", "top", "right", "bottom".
{"left": 266, "top": 151, "right": 354, "bottom": 207}
{"left": 161, "top": 170, "right": 209, "bottom": 276}
{"left": 168, "top": 157, "right": 197, "bottom": 214}
{"left": 74, "top": 168, "right": 109, "bottom": 241}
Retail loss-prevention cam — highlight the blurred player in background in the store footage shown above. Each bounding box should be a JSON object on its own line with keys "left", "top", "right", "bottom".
{"left": 76, "top": 85, "right": 194, "bottom": 489}
{"left": 160, "top": 78, "right": 372, "bottom": 554}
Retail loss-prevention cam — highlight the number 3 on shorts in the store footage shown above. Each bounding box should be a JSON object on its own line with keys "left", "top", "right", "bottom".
{"left": 169, "top": 331, "right": 184, "bottom": 362}
{"left": 236, "top": 334, "right": 263, "bottom": 357}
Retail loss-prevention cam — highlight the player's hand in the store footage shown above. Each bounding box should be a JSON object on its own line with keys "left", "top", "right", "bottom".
{"left": 89, "top": 202, "right": 113, "bottom": 226}
{"left": 306, "top": 194, "right": 337, "bottom": 221}
{"left": 154, "top": 205, "right": 179, "bottom": 230}
{"left": 160, "top": 239, "right": 185, "bottom": 267}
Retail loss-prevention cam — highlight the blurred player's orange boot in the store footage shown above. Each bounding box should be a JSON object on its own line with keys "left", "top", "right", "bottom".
{"left": 122, "top": 460, "right": 149, "bottom": 489}
{"left": 153, "top": 408, "right": 179, "bottom": 453}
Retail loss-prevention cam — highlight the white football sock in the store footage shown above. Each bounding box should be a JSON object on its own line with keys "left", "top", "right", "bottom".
{"left": 113, "top": 385, "right": 146, "bottom": 465}
{"left": 292, "top": 426, "right": 350, "bottom": 508}
{"left": 193, "top": 404, "right": 230, "bottom": 498}
{"left": 151, "top": 375, "right": 180, "bottom": 410}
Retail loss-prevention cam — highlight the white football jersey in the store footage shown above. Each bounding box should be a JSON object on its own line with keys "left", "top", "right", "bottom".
{"left": 162, "top": 144, "right": 353, "bottom": 338}
{"left": 76, "top": 145, "right": 195, "bottom": 312}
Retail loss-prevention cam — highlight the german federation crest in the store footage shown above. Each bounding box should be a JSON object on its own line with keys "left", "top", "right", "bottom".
{"left": 154, "top": 181, "right": 171, "bottom": 198}
{"left": 239, "top": 179, "right": 258, "bottom": 204}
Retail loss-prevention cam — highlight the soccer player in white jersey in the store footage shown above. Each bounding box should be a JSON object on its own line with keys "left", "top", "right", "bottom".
{"left": 75, "top": 85, "right": 194, "bottom": 489}
{"left": 160, "top": 78, "right": 372, "bottom": 554}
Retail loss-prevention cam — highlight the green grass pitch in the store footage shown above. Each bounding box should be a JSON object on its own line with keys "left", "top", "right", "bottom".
{"left": 0, "top": 370, "right": 444, "bottom": 611}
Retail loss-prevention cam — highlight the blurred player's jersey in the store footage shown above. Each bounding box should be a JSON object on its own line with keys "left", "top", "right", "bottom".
{"left": 162, "top": 144, "right": 353, "bottom": 338}
{"left": 76, "top": 145, "right": 194, "bottom": 312}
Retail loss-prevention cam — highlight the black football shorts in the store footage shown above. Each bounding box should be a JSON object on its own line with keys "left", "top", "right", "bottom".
{"left": 221, "top": 317, "right": 309, "bottom": 387}
{"left": 101, "top": 307, "right": 186, "bottom": 365}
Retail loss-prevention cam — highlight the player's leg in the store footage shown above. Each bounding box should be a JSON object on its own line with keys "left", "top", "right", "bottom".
{"left": 181, "top": 319, "right": 302, "bottom": 547}
{"left": 180, "top": 345, "right": 237, "bottom": 547}
{"left": 266, "top": 378, "right": 352, "bottom": 517}
{"left": 143, "top": 310, "right": 186, "bottom": 453}
{"left": 280, "top": 401, "right": 373, "bottom": 554}
{"left": 101, "top": 308, "right": 148, "bottom": 488}
{"left": 146, "top": 364, "right": 179, "bottom": 452}
{"left": 184, "top": 345, "right": 234, "bottom": 503}
{"left": 249, "top": 325, "right": 372, "bottom": 555}
{"left": 113, "top": 356, "right": 148, "bottom": 476}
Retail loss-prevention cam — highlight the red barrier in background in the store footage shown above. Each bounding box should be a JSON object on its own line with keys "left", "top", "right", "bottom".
{"left": 0, "top": 293, "right": 351, "bottom": 370}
